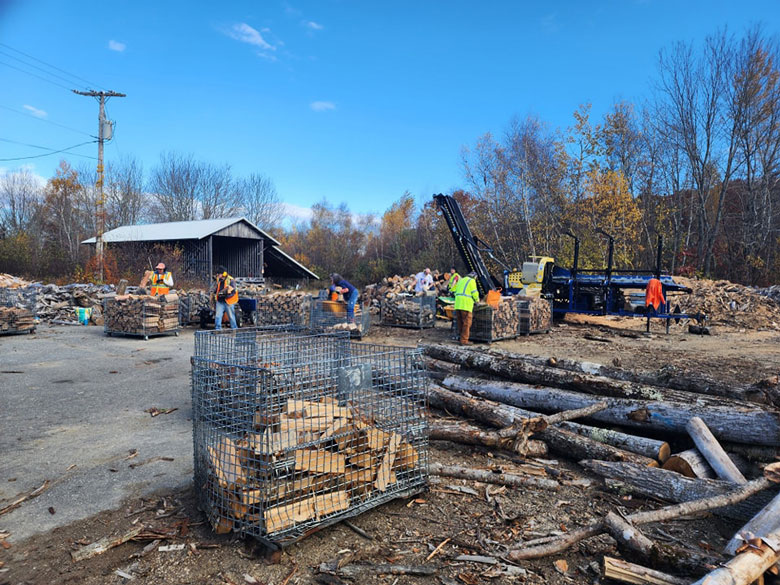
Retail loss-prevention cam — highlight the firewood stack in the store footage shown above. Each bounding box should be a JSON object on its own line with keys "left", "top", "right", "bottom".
{"left": 469, "top": 296, "right": 522, "bottom": 341}
{"left": 363, "top": 271, "right": 451, "bottom": 312}
{"left": 204, "top": 396, "right": 423, "bottom": 538}
{"left": 0, "top": 306, "right": 35, "bottom": 334}
{"left": 104, "top": 294, "right": 180, "bottom": 336}
{"left": 253, "top": 291, "right": 312, "bottom": 327}
{"left": 179, "top": 290, "right": 210, "bottom": 325}
{"left": 380, "top": 294, "right": 435, "bottom": 328}
{"left": 517, "top": 295, "right": 553, "bottom": 334}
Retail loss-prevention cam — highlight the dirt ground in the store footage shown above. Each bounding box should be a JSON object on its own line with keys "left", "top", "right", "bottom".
{"left": 2, "top": 315, "right": 779, "bottom": 585}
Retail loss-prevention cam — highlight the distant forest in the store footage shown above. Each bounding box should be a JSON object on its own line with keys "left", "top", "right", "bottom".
{"left": 1, "top": 26, "right": 778, "bottom": 286}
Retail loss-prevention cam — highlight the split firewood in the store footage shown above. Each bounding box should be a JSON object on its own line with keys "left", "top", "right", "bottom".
{"left": 507, "top": 468, "right": 777, "bottom": 561}
{"left": 602, "top": 557, "right": 688, "bottom": 585}
{"left": 440, "top": 373, "right": 780, "bottom": 447}
{"left": 686, "top": 416, "right": 747, "bottom": 484}
{"left": 104, "top": 294, "right": 179, "bottom": 334}
{"left": 380, "top": 294, "right": 435, "bottom": 328}
{"left": 429, "top": 420, "right": 548, "bottom": 457}
{"left": 429, "top": 462, "right": 559, "bottom": 490}
{"left": 0, "top": 307, "right": 35, "bottom": 333}
{"left": 71, "top": 526, "right": 144, "bottom": 562}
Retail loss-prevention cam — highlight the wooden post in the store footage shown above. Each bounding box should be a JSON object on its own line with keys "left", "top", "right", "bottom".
{"left": 686, "top": 417, "right": 747, "bottom": 484}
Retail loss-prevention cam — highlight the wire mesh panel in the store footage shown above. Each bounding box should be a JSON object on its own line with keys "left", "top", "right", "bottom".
{"left": 467, "top": 296, "right": 523, "bottom": 343}
{"left": 192, "top": 329, "right": 428, "bottom": 547}
{"left": 310, "top": 299, "right": 371, "bottom": 338}
{"left": 517, "top": 296, "right": 553, "bottom": 335}
{"left": 380, "top": 294, "right": 436, "bottom": 329}
{"left": 179, "top": 291, "right": 210, "bottom": 326}
{"left": 104, "top": 294, "right": 180, "bottom": 340}
{"left": 0, "top": 287, "right": 36, "bottom": 335}
{"left": 253, "top": 293, "right": 312, "bottom": 328}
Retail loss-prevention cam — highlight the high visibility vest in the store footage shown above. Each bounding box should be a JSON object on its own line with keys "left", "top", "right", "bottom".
{"left": 150, "top": 271, "right": 172, "bottom": 296}
{"left": 448, "top": 272, "right": 460, "bottom": 293}
{"left": 216, "top": 274, "right": 239, "bottom": 305}
{"left": 453, "top": 276, "right": 479, "bottom": 312}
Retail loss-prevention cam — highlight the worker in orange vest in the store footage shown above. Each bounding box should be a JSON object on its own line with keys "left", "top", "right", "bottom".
{"left": 214, "top": 265, "right": 238, "bottom": 329}
{"left": 148, "top": 262, "right": 174, "bottom": 296}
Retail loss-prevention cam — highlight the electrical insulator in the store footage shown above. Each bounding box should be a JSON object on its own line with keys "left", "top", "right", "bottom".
{"left": 102, "top": 120, "right": 114, "bottom": 141}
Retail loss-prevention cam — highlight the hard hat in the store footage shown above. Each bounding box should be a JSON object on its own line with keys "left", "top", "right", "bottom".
{"left": 156, "top": 263, "right": 166, "bottom": 270}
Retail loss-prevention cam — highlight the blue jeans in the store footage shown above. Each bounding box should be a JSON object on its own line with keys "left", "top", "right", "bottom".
{"left": 346, "top": 289, "right": 359, "bottom": 321}
{"left": 215, "top": 300, "right": 237, "bottom": 329}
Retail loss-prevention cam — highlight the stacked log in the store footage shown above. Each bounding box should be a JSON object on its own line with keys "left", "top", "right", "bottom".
{"left": 253, "top": 291, "right": 312, "bottom": 327}
{"left": 104, "top": 294, "right": 179, "bottom": 335}
{"left": 516, "top": 295, "right": 552, "bottom": 334}
{"left": 363, "top": 271, "right": 451, "bottom": 311}
{"left": 0, "top": 306, "right": 35, "bottom": 333}
{"left": 380, "top": 294, "right": 435, "bottom": 328}
{"left": 203, "top": 395, "right": 424, "bottom": 539}
{"left": 178, "top": 290, "right": 210, "bottom": 325}
{"left": 469, "top": 297, "right": 522, "bottom": 342}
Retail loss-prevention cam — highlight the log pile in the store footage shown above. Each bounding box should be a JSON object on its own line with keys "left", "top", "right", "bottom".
{"left": 104, "top": 294, "right": 179, "bottom": 336}
{"left": 469, "top": 297, "right": 522, "bottom": 341}
{"left": 253, "top": 291, "right": 312, "bottom": 327}
{"left": 363, "top": 271, "right": 451, "bottom": 311}
{"left": 674, "top": 277, "right": 780, "bottom": 329}
{"left": 419, "top": 341, "right": 780, "bottom": 583}
{"left": 1, "top": 281, "right": 112, "bottom": 324}
{"left": 516, "top": 295, "right": 552, "bottom": 334}
{"left": 380, "top": 293, "right": 435, "bottom": 328}
{"left": 204, "top": 395, "right": 424, "bottom": 540}
{"left": 0, "top": 306, "right": 35, "bottom": 333}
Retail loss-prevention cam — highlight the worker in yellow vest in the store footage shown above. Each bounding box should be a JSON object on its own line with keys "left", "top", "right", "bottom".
{"left": 147, "top": 263, "right": 173, "bottom": 296}
{"left": 447, "top": 266, "right": 460, "bottom": 293}
{"left": 214, "top": 265, "right": 239, "bottom": 329}
{"left": 453, "top": 271, "right": 479, "bottom": 345}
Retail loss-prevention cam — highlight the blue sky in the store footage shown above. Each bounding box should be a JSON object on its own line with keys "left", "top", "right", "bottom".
{"left": 1, "top": 1, "right": 778, "bottom": 221}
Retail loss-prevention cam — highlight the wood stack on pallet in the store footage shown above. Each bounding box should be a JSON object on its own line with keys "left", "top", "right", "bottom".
{"left": 516, "top": 295, "right": 552, "bottom": 334}
{"left": 253, "top": 291, "right": 311, "bottom": 326}
{"left": 0, "top": 306, "right": 35, "bottom": 334}
{"left": 104, "top": 294, "right": 179, "bottom": 335}
{"left": 381, "top": 294, "right": 435, "bottom": 328}
{"left": 204, "top": 395, "right": 423, "bottom": 539}
{"left": 470, "top": 296, "right": 521, "bottom": 341}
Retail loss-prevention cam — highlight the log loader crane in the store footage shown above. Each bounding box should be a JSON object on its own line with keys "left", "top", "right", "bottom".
{"left": 434, "top": 193, "right": 705, "bottom": 332}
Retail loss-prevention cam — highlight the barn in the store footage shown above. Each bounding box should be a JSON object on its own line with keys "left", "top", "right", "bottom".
{"left": 82, "top": 217, "right": 318, "bottom": 284}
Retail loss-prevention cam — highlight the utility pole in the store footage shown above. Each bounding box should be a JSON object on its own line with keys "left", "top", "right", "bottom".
{"left": 73, "top": 89, "right": 126, "bottom": 283}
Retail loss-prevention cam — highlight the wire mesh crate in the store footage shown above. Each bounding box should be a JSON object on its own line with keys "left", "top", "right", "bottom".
{"left": 179, "top": 291, "right": 210, "bottom": 326}
{"left": 104, "top": 294, "right": 180, "bottom": 340}
{"left": 0, "top": 287, "right": 37, "bottom": 335}
{"left": 251, "top": 293, "right": 312, "bottom": 328}
{"left": 517, "top": 296, "right": 553, "bottom": 335}
{"left": 380, "top": 293, "right": 436, "bottom": 329}
{"left": 192, "top": 328, "right": 429, "bottom": 547}
{"left": 310, "top": 299, "right": 371, "bottom": 338}
{"left": 460, "top": 296, "right": 523, "bottom": 343}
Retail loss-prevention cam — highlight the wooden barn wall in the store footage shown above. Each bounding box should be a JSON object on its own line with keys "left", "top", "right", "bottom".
{"left": 211, "top": 236, "right": 263, "bottom": 278}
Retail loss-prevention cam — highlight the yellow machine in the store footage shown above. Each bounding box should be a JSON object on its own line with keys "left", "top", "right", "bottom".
{"left": 504, "top": 256, "right": 555, "bottom": 296}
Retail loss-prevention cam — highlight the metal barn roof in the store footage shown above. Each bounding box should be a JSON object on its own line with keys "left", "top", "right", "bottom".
{"left": 81, "top": 217, "right": 281, "bottom": 246}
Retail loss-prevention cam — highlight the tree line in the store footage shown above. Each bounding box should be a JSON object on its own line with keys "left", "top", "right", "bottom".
{"left": 1, "top": 26, "right": 778, "bottom": 286}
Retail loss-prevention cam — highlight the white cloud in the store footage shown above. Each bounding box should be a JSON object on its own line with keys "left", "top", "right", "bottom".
{"left": 304, "top": 21, "right": 324, "bottom": 30}
{"left": 225, "top": 23, "right": 275, "bottom": 51}
{"left": 282, "top": 202, "right": 314, "bottom": 222}
{"left": 108, "top": 40, "right": 126, "bottom": 52}
{"left": 310, "top": 101, "right": 335, "bottom": 112}
{"left": 22, "top": 104, "right": 47, "bottom": 119}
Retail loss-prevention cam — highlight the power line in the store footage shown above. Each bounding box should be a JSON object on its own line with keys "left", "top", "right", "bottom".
{"left": 0, "top": 137, "right": 98, "bottom": 161}
{"left": 0, "top": 104, "right": 94, "bottom": 137}
{"left": 0, "top": 59, "right": 73, "bottom": 91}
{"left": 0, "top": 48, "right": 91, "bottom": 91}
{"left": 0, "top": 42, "right": 103, "bottom": 90}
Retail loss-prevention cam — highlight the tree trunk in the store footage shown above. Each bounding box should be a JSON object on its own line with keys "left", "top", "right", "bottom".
{"left": 429, "top": 462, "right": 559, "bottom": 490}
{"left": 662, "top": 449, "right": 716, "bottom": 479}
{"left": 429, "top": 420, "right": 548, "bottom": 457}
{"left": 581, "top": 460, "right": 777, "bottom": 521}
{"left": 687, "top": 417, "right": 747, "bottom": 484}
{"left": 429, "top": 384, "right": 669, "bottom": 462}
{"left": 429, "top": 384, "right": 656, "bottom": 466}
{"left": 725, "top": 491, "right": 780, "bottom": 555}
{"left": 603, "top": 557, "right": 688, "bottom": 585}
{"left": 421, "top": 344, "right": 772, "bottom": 405}
{"left": 441, "top": 374, "right": 780, "bottom": 447}
{"left": 692, "top": 525, "right": 780, "bottom": 585}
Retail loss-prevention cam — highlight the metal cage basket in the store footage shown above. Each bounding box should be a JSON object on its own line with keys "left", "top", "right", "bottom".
{"left": 104, "top": 294, "right": 180, "bottom": 340}
{"left": 310, "top": 299, "right": 371, "bottom": 338}
{"left": 191, "top": 328, "right": 429, "bottom": 546}
{"left": 380, "top": 294, "right": 436, "bottom": 329}
{"left": 0, "top": 287, "right": 37, "bottom": 335}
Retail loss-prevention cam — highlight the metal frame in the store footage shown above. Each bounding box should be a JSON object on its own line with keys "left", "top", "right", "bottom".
{"left": 310, "top": 299, "right": 371, "bottom": 338}
{"left": 380, "top": 294, "right": 436, "bottom": 329}
{"left": 0, "top": 288, "right": 37, "bottom": 335}
{"left": 191, "top": 327, "right": 428, "bottom": 547}
{"left": 104, "top": 296, "right": 180, "bottom": 340}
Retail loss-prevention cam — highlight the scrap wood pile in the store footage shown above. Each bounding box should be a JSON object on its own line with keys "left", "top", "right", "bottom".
{"left": 380, "top": 293, "right": 435, "bottom": 328}
{"left": 419, "top": 342, "right": 780, "bottom": 584}
{"left": 0, "top": 306, "right": 35, "bottom": 333}
{"left": 363, "top": 271, "right": 452, "bottom": 311}
{"left": 0, "top": 276, "right": 112, "bottom": 324}
{"left": 104, "top": 294, "right": 179, "bottom": 335}
{"left": 204, "top": 396, "right": 424, "bottom": 540}
{"left": 674, "top": 277, "right": 780, "bottom": 329}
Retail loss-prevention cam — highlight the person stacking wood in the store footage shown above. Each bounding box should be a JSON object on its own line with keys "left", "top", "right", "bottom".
{"left": 453, "top": 271, "right": 479, "bottom": 345}
{"left": 139, "top": 262, "right": 173, "bottom": 296}
{"left": 447, "top": 267, "right": 460, "bottom": 293}
{"left": 214, "top": 266, "right": 238, "bottom": 330}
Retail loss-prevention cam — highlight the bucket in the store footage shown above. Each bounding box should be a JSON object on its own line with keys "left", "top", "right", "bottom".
{"left": 74, "top": 307, "right": 92, "bottom": 325}
{"left": 486, "top": 290, "right": 501, "bottom": 308}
